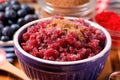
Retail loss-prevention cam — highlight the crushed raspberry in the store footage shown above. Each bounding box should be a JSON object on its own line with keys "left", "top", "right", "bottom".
{"left": 21, "top": 17, "right": 106, "bottom": 61}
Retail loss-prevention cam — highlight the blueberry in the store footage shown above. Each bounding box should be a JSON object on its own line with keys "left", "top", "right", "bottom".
{"left": 0, "top": 32, "right": 2, "bottom": 37}
{"left": 24, "top": 14, "right": 34, "bottom": 23}
{"left": 29, "top": 7, "right": 35, "bottom": 14}
{"left": 17, "top": 18, "right": 26, "bottom": 26}
{"left": 0, "top": 5, "right": 5, "bottom": 11}
{"left": 11, "top": 0, "right": 20, "bottom": 5}
{"left": 0, "top": 35, "right": 10, "bottom": 41}
{"left": 4, "top": 1, "right": 11, "bottom": 8}
{"left": 11, "top": 24, "right": 20, "bottom": 32}
{"left": 2, "top": 26, "right": 14, "bottom": 37}
{"left": 21, "top": 4, "right": 30, "bottom": 13}
{"left": 0, "top": 24, "right": 4, "bottom": 33}
{"left": 0, "top": 0, "right": 38, "bottom": 42}
{"left": 0, "top": 12, "right": 5, "bottom": 21}
{"left": 21, "top": 4, "right": 29, "bottom": 10}
{"left": 5, "top": 6, "right": 14, "bottom": 11}
{"left": 17, "top": 9, "right": 27, "bottom": 17}
{"left": 33, "top": 14, "right": 38, "bottom": 20}
{"left": 12, "top": 4, "right": 20, "bottom": 11}
{"left": 8, "top": 20, "right": 14, "bottom": 25}
{"left": 0, "top": 20, "right": 3, "bottom": 24}
{"left": 5, "top": 9, "right": 17, "bottom": 20}
{"left": 0, "top": 24, "right": 4, "bottom": 30}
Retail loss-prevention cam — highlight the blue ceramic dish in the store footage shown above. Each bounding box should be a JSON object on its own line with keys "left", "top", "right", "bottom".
{"left": 14, "top": 17, "right": 112, "bottom": 80}
{"left": 0, "top": 41, "right": 15, "bottom": 62}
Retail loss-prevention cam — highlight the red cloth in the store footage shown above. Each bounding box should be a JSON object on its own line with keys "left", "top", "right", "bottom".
{"left": 96, "top": 0, "right": 109, "bottom": 13}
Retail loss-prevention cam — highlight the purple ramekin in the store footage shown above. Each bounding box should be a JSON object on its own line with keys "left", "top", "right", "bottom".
{"left": 13, "top": 17, "right": 112, "bottom": 80}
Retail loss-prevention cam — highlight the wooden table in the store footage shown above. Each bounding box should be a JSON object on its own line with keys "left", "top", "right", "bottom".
{"left": 0, "top": 58, "right": 22, "bottom": 80}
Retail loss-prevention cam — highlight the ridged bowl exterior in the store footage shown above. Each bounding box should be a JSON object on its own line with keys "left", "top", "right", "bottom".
{"left": 15, "top": 48, "right": 110, "bottom": 80}
{"left": 0, "top": 42, "right": 15, "bottom": 62}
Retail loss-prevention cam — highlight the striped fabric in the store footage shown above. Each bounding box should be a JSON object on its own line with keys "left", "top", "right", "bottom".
{"left": 0, "top": 45, "right": 15, "bottom": 62}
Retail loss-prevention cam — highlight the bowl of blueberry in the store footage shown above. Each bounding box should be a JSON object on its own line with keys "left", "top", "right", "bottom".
{"left": 0, "top": 0, "right": 38, "bottom": 62}
{"left": 14, "top": 16, "right": 111, "bottom": 80}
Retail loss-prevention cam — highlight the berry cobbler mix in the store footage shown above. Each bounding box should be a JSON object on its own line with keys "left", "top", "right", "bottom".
{"left": 21, "top": 17, "right": 106, "bottom": 61}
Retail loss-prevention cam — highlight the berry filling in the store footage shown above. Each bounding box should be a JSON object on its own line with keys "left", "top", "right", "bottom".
{"left": 21, "top": 17, "right": 106, "bottom": 61}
